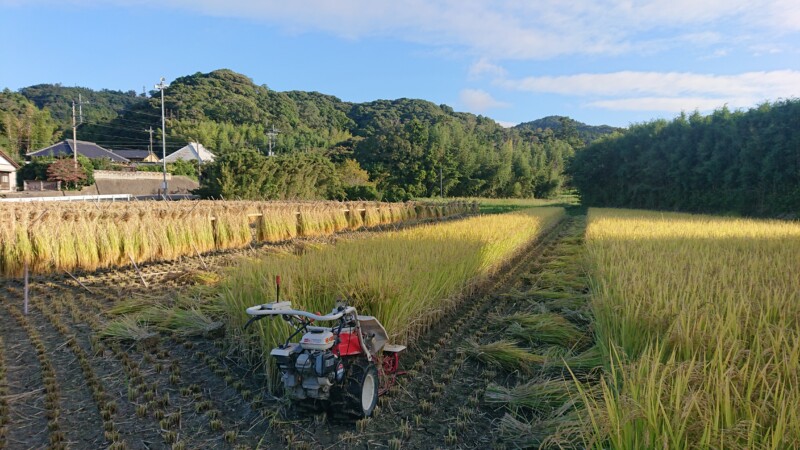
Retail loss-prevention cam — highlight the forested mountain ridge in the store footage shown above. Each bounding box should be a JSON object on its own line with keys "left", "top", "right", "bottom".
{"left": 515, "top": 116, "right": 621, "bottom": 145}
{"left": 19, "top": 84, "right": 146, "bottom": 131}
{"left": 2, "top": 69, "right": 614, "bottom": 200}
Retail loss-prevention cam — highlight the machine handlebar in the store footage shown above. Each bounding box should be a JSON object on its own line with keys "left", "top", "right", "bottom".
{"left": 245, "top": 304, "right": 357, "bottom": 322}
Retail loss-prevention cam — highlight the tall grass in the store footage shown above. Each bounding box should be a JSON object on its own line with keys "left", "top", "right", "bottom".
{"left": 218, "top": 207, "right": 564, "bottom": 389}
{"left": 574, "top": 209, "right": 800, "bottom": 449}
{"left": 0, "top": 200, "right": 471, "bottom": 277}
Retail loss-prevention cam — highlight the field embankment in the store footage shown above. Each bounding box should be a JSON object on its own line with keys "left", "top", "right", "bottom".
{"left": 579, "top": 209, "right": 800, "bottom": 448}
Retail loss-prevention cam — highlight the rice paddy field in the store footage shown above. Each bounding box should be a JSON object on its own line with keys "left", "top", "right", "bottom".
{"left": 577, "top": 209, "right": 800, "bottom": 449}
{"left": 1, "top": 201, "right": 797, "bottom": 449}
{"left": 0, "top": 200, "right": 566, "bottom": 449}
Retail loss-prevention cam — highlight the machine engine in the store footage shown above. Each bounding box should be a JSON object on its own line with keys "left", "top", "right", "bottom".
{"left": 270, "top": 330, "right": 346, "bottom": 400}
{"left": 245, "top": 295, "right": 405, "bottom": 418}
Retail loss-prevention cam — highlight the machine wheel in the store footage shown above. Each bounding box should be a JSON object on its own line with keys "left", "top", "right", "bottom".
{"left": 332, "top": 361, "right": 379, "bottom": 418}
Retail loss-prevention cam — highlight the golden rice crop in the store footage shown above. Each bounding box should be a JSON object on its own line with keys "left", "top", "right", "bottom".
{"left": 219, "top": 207, "right": 564, "bottom": 389}
{"left": 345, "top": 202, "right": 365, "bottom": 229}
{"left": 0, "top": 200, "right": 470, "bottom": 277}
{"left": 574, "top": 208, "right": 800, "bottom": 449}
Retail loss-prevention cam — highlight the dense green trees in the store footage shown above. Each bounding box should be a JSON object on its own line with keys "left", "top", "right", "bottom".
{"left": 121, "top": 70, "right": 586, "bottom": 201}
{"left": 570, "top": 100, "right": 800, "bottom": 216}
{"left": 517, "top": 115, "right": 621, "bottom": 146}
{"left": 196, "top": 150, "right": 343, "bottom": 200}
{"left": 0, "top": 90, "right": 59, "bottom": 159}
{"left": 8, "top": 69, "right": 606, "bottom": 200}
{"left": 19, "top": 84, "right": 145, "bottom": 129}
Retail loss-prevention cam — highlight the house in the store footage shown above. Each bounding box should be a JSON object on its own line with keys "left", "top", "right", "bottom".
{"left": 0, "top": 148, "right": 20, "bottom": 192}
{"left": 161, "top": 142, "right": 215, "bottom": 164}
{"left": 27, "top": 140, "right": 130, "bottom": 163}
{"left": 112, "top": 149, "right": 160, "bottom": 163}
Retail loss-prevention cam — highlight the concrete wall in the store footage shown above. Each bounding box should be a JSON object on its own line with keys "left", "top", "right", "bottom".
{"left": 94, "top": 170, "right": 173, "bottom": 180}
{"left": 91, "top": 175, "right": 198, "bottom": 195}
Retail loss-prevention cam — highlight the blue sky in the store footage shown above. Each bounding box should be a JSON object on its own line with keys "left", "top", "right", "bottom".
{"left": 1, "top": 1, "right": 798, "bottom": 127}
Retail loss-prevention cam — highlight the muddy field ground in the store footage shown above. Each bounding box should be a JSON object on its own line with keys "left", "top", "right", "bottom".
{"left": 0, "top": 210, "right": 590, "bottom": 449}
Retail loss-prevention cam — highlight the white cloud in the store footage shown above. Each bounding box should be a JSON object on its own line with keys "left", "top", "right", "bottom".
{"left": 5, "top": 0, "right": 797, "bottom": 59}
{"left": 459, "top": 89, "right": 509, "bottom": 112}
{"left": 496, "top": 70, "right": 800, "bottom": 102}
{"left": 469, "top": 58, "right": 507, "bottom": 79}
{"left": 586, "top": 97, "right": 756, "bottom": 112}
{"left": 495, "top": 120, "right": 517, "bottom": 128}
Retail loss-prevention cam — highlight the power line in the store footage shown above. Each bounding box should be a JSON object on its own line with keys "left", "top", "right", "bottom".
{"left": 66, "top": 132, "right": 152, "bottom": 143}
{"left": 97, "top": 116, "right": 159, "bottom": 128}
{"left": 83, "top": 120, "right": 155, "bottom": 134}
{"left": 122, "top": 109, "right": 165, "bottom": 119}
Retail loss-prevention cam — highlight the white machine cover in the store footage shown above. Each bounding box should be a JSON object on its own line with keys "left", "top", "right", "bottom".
{"left": 357, "top": 315, "right": 389, "bottom": 354}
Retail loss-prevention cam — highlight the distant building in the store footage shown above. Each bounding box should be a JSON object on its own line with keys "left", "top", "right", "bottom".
{"left": 161, "top": 142, "right": 215, "bottom": 164}
{"left": 0, "top": 148, "right": 20, "bottom": 192}
{"left": 112, "top": 149, "right": 160, "bottom": 163}
{"left": 27, "top": 140, "right": 130, "bottom": 163}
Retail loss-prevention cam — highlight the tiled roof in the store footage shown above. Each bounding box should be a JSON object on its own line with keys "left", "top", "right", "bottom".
{"left": 162, "top": 142, "right": 215, "bottom": 163}
{"left": 27, "top": 140, "right": 130, "bottom": 163}
{"left": 112, "top": 149, "right": 155, "bottom": 160}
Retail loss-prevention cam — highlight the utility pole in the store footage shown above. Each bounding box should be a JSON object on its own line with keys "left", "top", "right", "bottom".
{"left": 71, "top": 94, "right": 88, "bottom": 169}
{"left": 72, "top": 100, "right": 78, "bottom": 169}
{"left": 145, "top": 126, "right": 154, "bottom": 156}
{"left": 154, "top": 77, "right": 169, "bottom": 199}
{"left": 440, "top": 166, "right": 443, "bottom": 198}
{"left": 266, "top": 123, "right": 280, "bottom": 156}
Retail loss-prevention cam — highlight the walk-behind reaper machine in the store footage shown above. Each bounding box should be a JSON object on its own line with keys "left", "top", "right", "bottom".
{"left": 244, "top": 277, "right": 405, "bottom": 418}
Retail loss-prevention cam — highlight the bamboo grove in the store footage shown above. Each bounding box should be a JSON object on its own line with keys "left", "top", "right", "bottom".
{"left": 570, "top": 99, "right": 800, "bottom": 217}
{"left": 578, "top": 209, "right": 800, "bottom": 449}
{"left": 0, "top": 200, "right": 474, "bottom": 277}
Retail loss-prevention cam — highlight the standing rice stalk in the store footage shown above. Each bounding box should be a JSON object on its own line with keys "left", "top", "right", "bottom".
{"left": 220, "top": 207, "right": 564, "bottom": 389}
{"left": 571, "top": 209, "right": 800, "bottom": 449}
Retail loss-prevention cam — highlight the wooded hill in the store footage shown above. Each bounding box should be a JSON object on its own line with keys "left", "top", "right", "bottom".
{"left": 2, "top": 69, "right": 615, "bottom": 201}
{"left": 515, "top": 116, "right": 621, "bottom": 145}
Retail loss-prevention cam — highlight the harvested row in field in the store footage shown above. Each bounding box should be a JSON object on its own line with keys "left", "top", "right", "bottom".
{"left": 68, "top": 291, "right": 251, "bottom": 448}
{"left": 0, "top": 337, "right": 7, "bottom": 448}
{"left": 23, "top": 292, "right": 118, "bottom": 449}
{"left": 3, "top": 304, "right": 66, "bottom": 449}
{"left": 219, "top": 207, "right": 564, "bottom": 389}
{"left": 0, "top": 199, "right": 474, "bottom": 277}
{"left": 40, "top": 285, "right": 251, "bottom": 448}
{"left": 579, "top": 209, "right": 800, "bottom": 449}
